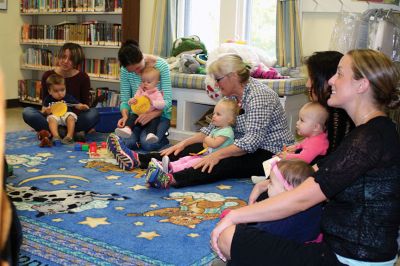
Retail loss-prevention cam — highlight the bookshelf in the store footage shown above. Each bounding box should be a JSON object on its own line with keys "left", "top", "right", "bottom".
{"left": 19, "top": 0, "right": 140, "bottom": 105}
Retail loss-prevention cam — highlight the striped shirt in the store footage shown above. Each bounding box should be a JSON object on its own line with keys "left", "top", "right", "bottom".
{"left": 201, "top": 78, "right": 294, "bottom": 154}
{"left": 119, "top": 58, "right": 172, "bottom": 119}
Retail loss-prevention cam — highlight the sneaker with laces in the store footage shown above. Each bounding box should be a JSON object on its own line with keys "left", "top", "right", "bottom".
{"left": 107, "top": 133, "right": 120, "bottom": 157}
{"left": 109, "top": 133, "right": 140, "bottom": 170}
{"left": 161, "top": 155, "right": 170, "bottom": 173}
{"left": 146, "top": 159, "right": 173, "bottom": 189}
{"left": 115, "top": 127, "right": 132, "bottom": 138}
{"left": 145, "top": 133, "right": 159, "bottom": 144}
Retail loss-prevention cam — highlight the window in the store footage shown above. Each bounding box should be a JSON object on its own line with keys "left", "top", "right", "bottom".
{"left": 177, "top": 0, "right": 277, "bottom": 60}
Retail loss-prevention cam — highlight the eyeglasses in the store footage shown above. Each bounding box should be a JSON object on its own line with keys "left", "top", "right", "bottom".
{"left": 271, "top": 160, "right": 293, "bottom": 191}
{"left": 215, "top": 75, "right": 227, "bottom": 83}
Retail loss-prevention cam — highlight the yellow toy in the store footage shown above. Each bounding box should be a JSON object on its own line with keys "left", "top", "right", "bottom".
{"left": 131, "top": 95, "right": 151, "bottom": 115}
{"left": 50, "top": 102, "right": 68, "bottom": 117}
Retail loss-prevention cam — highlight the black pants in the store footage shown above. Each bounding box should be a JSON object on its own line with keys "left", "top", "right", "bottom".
{"left": 126, "top": 113, "right": 160, "bottom": 136}
{"left": 139, "top": 143, "right": 274, "bottom": 187}
{"left": 229, "top": 225, "right": 344, "bottom": 266}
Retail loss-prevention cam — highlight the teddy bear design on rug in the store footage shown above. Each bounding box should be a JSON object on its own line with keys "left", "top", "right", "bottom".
{"left": 38, "top": 130, "right": 52, "bottom": 147}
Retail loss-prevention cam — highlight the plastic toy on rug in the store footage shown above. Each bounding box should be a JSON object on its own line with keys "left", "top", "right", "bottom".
{"left": 89, "top": 142, "right": 114, "bottom": 159}
{"left": 131, "top": 95, "right": 151, "bottom": 115}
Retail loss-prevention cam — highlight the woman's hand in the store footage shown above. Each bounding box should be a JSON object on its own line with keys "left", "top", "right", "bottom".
{"left": 42, "top": 106, "right": 52, "bottom": 115}
{"left": 248, "top": 179, "right": 270, "bottom": 205}
{"left": 193, "top": 152, "right": 221, "bottom": 173}
{"left": 117, "top": 117, "right": 127, "bottom": 128}
{"left": 160, "top": 141, "right": 186, "bottom": 156}
{"left": 210, "top": 214, "right": 235, "bottom": 262}
{"left": 76, "top": 103, "right": 89, "bottom": 111}
{"left": 135, "top": 112, "right": 156, "bottom": 126}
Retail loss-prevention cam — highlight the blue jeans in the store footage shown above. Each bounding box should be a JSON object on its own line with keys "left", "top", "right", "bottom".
{"left": 123, "top": 117, "right": 170, "bottom": 151}
{"left": 22, "top": 106, "right": 99, "bottom": 132}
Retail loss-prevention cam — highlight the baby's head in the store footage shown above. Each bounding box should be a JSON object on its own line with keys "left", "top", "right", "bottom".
{"left": 267, "top": 158, "right": 314, "bottom": 197}
{"left": 212, "top": 98, "right": 240, "bottom": 128}
{"left": 296, "top": 102, "right": 329, "bottom": 137}
{"left": 46, "top": 74, "right": 66, "bottom": 101}
{"left": 141, "top": 67, "right": 160, "bottom": 91}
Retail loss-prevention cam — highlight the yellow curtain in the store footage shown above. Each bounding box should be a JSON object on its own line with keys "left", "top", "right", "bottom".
{"left": 276, "top": 0, "right": 303, "bottom": 67}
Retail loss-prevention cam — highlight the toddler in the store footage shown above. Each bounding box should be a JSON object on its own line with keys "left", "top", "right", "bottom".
{"left": 41, "top": 74, "right": 89, "bottom": 145}
{"left": 115, "top": 67, "right": 165, "bottom": 144}
{"left": 146, "top": 98, "right": 239, "bottom": 188}
{"left": 247, "top": 158, "right": 322, "bottom": 243}
{"left": 278, "top": 102, "right": 329, "bottom": 164}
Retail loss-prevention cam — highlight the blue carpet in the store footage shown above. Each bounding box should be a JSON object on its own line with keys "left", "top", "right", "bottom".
{"left": 5, "top": 131, "right": 253, "bottom": 266}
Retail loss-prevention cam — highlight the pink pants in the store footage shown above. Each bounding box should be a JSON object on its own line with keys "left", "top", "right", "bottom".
{"left": 170, "top": 155, "right": 202, "bottom": 173}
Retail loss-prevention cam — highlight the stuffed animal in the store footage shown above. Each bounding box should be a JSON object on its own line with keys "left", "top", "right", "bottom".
{"left": 204, "top": 75, "right": 222, "bottom": 102}
{"left": 171, "top": 35, "right": 207, "bottom": 57}
{"left": 38, "top": 130, "right": 52, "bottom": 147}
{"left": 251, "top": 63, "right": 288, "bottom": 79}
{"left": 179, "top": 54, "right": 201, "bottom": 74}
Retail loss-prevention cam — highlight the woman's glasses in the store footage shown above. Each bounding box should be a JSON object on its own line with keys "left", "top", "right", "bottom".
{"left": 215, "top": 75, "right": 227, "bottom": 83}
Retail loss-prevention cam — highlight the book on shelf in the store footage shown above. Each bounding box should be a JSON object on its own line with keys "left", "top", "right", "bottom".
{"left": 18, "top": 79, "right": 43, "bottom": 105}
{"left": 20, "top": 0, "right": 122, "bottom": 13}
{"left": 94, "top": 87, "right": 120, "bottom": 108}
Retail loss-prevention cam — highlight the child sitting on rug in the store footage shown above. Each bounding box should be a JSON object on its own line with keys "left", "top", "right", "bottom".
{"left": 146, "top": 98, "right": 239, "bottom": 188}
{"left": 114, "top": 67, "right": 165, "bottom": 144}
{"left": 41, "top": 74, "right": 89, "bottom": 145}
{"left": 277, "top": 102, "right": 329, "bottom": 164}
{"left": 245, "top": 158, "right": 322, "bottom": 243}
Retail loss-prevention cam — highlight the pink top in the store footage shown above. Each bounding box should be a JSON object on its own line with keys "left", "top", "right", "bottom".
{"left": 285, "top": 132, "right": 329, "bottom": 163}
{"left": 134, "top": 86, "right": 165, "bottom": 111}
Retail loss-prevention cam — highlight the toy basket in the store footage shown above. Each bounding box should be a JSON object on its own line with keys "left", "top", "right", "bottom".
{"left": 95, "top": 107, "right": 121, "bottom": 133}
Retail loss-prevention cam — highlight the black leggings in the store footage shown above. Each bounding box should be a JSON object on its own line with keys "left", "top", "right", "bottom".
{"left": 229, "top": 225, "right": 344, "bottom": 266}
{"left": 139, "top": 144, "right": 274, "bottom": 187}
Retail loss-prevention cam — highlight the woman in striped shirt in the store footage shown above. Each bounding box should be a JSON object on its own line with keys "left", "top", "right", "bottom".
{"left": 115, "top": 40, "right": 172, "bottom": 152}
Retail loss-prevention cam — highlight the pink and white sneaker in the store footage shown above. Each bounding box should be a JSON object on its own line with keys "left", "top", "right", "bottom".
{"left": 115, "top": 127, "right": 132, "bottom": 138}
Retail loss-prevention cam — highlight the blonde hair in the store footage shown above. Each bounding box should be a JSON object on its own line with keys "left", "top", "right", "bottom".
{"left": 277, "top": 159, "right": 315, "bottom": 188}
{"left": 301, "top": 102, "right": 329, "bottom": 129}
{"left": 216, "top": 98, "right": 240, "bottom": 125}
{"left": 207, "top": 54, "right": 251, "bottom": 84}
{"left": 46, "top": 73, "right": 65, "bottom": 91}
{"left": 142, "top": 66, "right": 160, "bottom": 80}
{"left": 348, "top": 49, "right": 400, "bottom": 109}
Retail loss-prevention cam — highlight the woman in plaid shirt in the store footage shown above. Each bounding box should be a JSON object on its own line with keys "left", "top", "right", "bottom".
{"left": 109, "top": 54, "right": 294, "bottom": 188}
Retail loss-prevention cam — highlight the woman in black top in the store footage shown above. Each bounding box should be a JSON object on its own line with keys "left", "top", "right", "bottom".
{"left": 211, "top": 49, "right": 400, "bottom": 266}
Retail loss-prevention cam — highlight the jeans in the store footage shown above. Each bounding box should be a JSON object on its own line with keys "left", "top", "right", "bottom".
{"left": 123, "top": 117, "right": 170, "bottom": 151}
{"left": 22, "top": 106, "right": 99, "bottom": 132}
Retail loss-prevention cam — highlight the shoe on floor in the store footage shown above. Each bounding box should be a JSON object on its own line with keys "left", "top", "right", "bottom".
{"left": 146, "top": 159, "right": 173, "bottom": 189}
{"left": 251, "top": 176, "right": 267, "bottom": 184}
{"left": 162, "top": 155, "right": 170, "bottom": 173}
{"left": 61, "top": 136, "right": 74, "bottom": 145}
{"left": 107, "top": 133, "right": 140, "bottom": 170}
{"left": 74, "top": 131, "right": 86, "bottom": 142}
{"left": 115, "top": 127, "right": 132, "bottom": 138}
{"left": 145, "top": 133, "right": 159, "bottom": 144}
{"left": 107, "top": 133, "right": 120, "bottom": 157}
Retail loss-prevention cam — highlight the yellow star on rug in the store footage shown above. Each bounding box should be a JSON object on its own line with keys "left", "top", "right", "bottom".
{"left": 150, "top": 204, "right": 158, "bottom": 208}
{"left": 69, "top": 185, "right": 78, "bottom": 189}
{"left": 79, "top": 217, "right": 110, "bottom": 228}
{"left": 187, "top": 233, "right": 200, "bottom": 238}
{"left": 106, "top": 175, "right": 120, "bottom": 180}
{"left": 134, "top": 221, "right": 144, "bottom": 226}
{"left": 36, "top": 152, "right": 53, "bottom": 158}
{"left": 18, "top": 137, "right": 28, "bottom": 140}
{"left": 129, "top": 185, "right": 148, "bottom": 191}
{"left": 137, "top": 231, "right": 160, "bottom": 240}
{"left": 27, "top": 168, "right": 40, "bottom": 173}
{"left": 52, "top": 218, "right": 63, "bottom": 222}
{"left": 132, "top": 169, "right": 146, "bottom": 179}
{"left": 115, "top": 206, "right": 125, "bottom": 211}
{"left": 216, "top": 184, "right": 232, "bottom": 190}
{"left": 59, "top": 167, "right": 66, "bottom": 171}
{"left": 50, "top": 180, "right": 65, "bottom": 185}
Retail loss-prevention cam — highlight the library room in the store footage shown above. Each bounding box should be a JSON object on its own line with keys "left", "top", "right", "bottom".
{"left": 1, "top": 0, "right": 400, "bottom": 265}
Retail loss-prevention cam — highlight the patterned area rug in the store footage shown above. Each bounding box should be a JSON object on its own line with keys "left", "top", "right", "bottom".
{"left": 5, "top": 131, "right": 253, "bottom": 266}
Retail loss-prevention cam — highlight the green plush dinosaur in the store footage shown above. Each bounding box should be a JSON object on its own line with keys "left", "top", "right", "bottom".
{"left": 171, "top": 35, "right": 207, "bottom": 57}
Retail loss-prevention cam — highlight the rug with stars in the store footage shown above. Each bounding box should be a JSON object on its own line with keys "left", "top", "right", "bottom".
{"left": 5, "top": 131, "right": 254, "bottom": 266}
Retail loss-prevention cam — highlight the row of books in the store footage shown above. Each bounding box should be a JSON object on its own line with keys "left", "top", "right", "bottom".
{"left": 18, "top": 79, "right": 120, "bottom": 108}
{"left": 83, "top": 57, "right": 120, "bottom": 80}
{"left": 21, "top": 22, "right": 122, "bottom": 46}
{"left": 20, "top": 0, "right": 122, "bottom": 13}
{"left": 21, "top": 48, "right": 120, "bottom": 80}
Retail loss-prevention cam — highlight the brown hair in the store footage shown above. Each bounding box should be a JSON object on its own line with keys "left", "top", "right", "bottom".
{"left": 207, "top": 54, "right": 251, "bottom": 84}
{"left": 141, "top": 67, "right": 160, "bottom": 80}
{"left": 277, "top": 159, "right": 315, "bottom": 188}
{"left": 56, "top": 42, "right": 85, "bottom": 69}
{"left": 46, "top": 73, "right": 65, "bottom": 91}
{"left": 348, "top": 49, "right": 400, "bottom": 109}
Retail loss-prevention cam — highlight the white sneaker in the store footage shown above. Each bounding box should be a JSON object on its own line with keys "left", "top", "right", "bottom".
{"left": 162, "top": 155, "right": 170, "bottom": 173}
{"left": 115, "top": 127, "right": 132, "bottom": 138}
{"left": 251, "top": 176, "right": 267, "bottom": 184}
{"left": 145, "top": 133, "right": 159, "bottom": 143}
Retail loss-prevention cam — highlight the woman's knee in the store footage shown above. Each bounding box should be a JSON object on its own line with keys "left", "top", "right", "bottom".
{"left": 218, "top": 225, "right": 236, "bottom": 260}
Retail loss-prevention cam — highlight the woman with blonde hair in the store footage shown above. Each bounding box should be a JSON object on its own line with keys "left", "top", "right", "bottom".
{"left": 211, "top": 49, "right": 400, "bottom": 266}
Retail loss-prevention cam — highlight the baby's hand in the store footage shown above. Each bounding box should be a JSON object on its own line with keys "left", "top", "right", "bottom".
{"left": 76, "top": 104, "right": 89, "bottom": 111}
{"left": 128, "top": 98, "right": 137, "bottom": 105}
{"left": 285, "top": 144, "right": 297, "bottom": 153}
{"left": 42, "top": 106, "right": 52, "bottom": 115}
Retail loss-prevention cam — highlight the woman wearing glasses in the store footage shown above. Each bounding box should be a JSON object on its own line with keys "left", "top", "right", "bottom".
{"left": 110, "top": 53, "right": 293, "bottom": 188}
